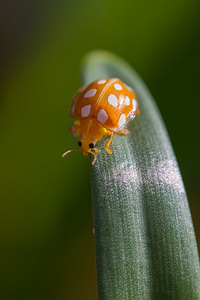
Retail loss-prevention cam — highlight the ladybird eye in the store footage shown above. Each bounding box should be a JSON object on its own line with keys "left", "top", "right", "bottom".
{"left": 78, "top": 141, "right": 82, "bottom": 147}
{"left": 89, "top": 143, "right": 95, "bottom": 149}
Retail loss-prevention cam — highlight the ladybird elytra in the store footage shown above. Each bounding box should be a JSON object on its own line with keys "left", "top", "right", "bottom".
{"left": 62, "top": 78, "right": 140, "bottom": 165}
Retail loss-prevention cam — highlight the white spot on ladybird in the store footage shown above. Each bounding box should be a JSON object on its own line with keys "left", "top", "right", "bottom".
{"left": 107, "top": 94, "right": 118, "bottom": 107}
{"left": 84, "top": 89, "right": 97, "bottom": 98}
{"left": 81, "top": 104, "right": 91, "bottom": 117}
{"left": 97, "top": 79, "right": 106, "bottom": 84}
{"left": 132, "top": 99, "right": 137, "bottom": 111}
{"left": 97, "top": 109, "right": 108, "bottom": 123}
{"left": 118, "top": 114, "right": 126, "bottom": 128}
{"left": 114, "top": 83, "right": 122, "bottom": 91}
{"left": 125, "top": 96, "right": 130, "bottom": 106}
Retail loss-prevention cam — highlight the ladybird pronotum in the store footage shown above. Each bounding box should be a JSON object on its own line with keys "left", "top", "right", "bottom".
{"left": 62, "top": 78, "right": 140, "bottom": 165}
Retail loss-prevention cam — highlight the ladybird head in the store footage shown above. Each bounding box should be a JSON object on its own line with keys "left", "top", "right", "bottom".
{"left": 62, "top": 118, "right": 105, "bottom": 165}
{"left": 77, "top": 139, "right": 96, "bottom": 153}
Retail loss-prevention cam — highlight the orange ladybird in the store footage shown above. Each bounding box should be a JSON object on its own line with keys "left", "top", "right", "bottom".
{"left": 62, "top": 78, "right": 140, "bottom": 165}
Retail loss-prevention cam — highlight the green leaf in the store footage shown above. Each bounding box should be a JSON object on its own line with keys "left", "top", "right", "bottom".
{"left": 81, "top": 50, "right": 200, "bottom": 300}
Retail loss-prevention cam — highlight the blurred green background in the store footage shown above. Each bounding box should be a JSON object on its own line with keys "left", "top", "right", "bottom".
{"left": 0, "top": 0, "right": 199, "bottom": 299}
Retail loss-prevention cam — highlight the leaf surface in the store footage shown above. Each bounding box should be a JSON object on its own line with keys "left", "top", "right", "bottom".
{"left": 82, "top": 50, "right": 200, "bottom": 300}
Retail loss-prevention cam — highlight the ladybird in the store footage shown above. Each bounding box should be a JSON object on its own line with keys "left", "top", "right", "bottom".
{"left": 62, "top": 78, "right": 140, "bottom": 165}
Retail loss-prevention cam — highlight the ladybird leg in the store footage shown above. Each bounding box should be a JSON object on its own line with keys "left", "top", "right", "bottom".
{"left": 89, "top": 151, "right": 97, "bottom": 165}
{"left": 117, "top": 129, "right": 130, "bottom": 135}
{"left": 105, "top": 131, "right": 114, "bottom": 154}
{"left": 111, "top": 128, "right": 130, "bottom": 135}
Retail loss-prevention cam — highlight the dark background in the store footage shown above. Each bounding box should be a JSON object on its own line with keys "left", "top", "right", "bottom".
{"left": 0, "top": 0, "right": 199, "bottom": 299}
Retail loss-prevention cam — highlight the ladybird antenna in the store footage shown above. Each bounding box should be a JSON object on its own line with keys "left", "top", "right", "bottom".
{"left": 62, "top": 149, "right": 82, "bottom": 157}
